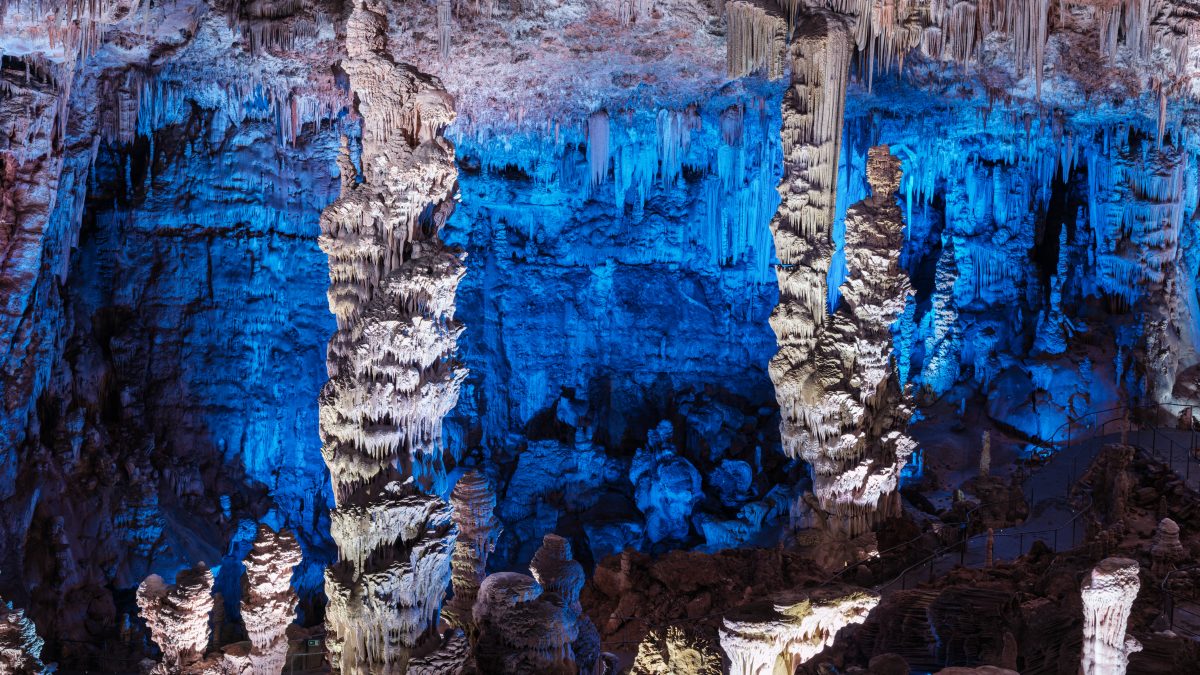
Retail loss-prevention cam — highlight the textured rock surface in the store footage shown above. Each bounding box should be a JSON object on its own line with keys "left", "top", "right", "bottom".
{"left": 240, "top": 525, "right": 301, "bottom": 675}
{"left": 1080, "top": 557, "right": 1142, "bottom": 675}
{"left": 719, "top": 586, "right": 879, "bottom": 674}
{"left": 630, "top": 626, "right": 722, "bottom": 675}
{"left": 0, "top": 597, "right": 46, "bottom": 675}
{"left": 136, "top": 564, "right": 215, "bottom": 674}
{"left": 315, "top": 1, "right": 462, "bottom": 670}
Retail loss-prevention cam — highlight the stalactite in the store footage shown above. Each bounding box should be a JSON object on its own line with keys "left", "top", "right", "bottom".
{"left": 241, "top": 525, "right": 302, "bottom": 675}
{"left": 587, "top": 110, "right": 611, "bottom": 190}
{"left": 1080, "top": 558, "right": 1142, "bottom": 675}
{"left": 725, "top": 0, "right": 787, "bottom": 80}
{"left": 317, "top": 1, "right": 463, "bottom": 671}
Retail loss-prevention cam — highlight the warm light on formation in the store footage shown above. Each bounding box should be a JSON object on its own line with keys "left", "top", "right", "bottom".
{"left": 2, "top": 0, "right": 1199, "bottom": 672}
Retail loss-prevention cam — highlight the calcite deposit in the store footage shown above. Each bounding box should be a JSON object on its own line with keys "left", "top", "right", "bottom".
{"left": 1080, "top": 557, "right": 1142, "bottom": 675}
{"left": 0, "top": 598, "right": 46, "bottom": 675}
{"left": 4, "top": 0, "right": 1200, "bottom": 672}
{"left": 240, "top": 526, "right": 302, "bottom": 675}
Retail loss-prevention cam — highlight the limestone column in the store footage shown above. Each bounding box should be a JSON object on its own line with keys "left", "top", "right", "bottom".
{"left": 318, "top": 2, "right": 464, "bottom": 671}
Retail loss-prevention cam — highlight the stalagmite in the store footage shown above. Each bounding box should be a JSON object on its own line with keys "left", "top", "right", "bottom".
{"left": 719, "top": 586, "right": 879, "bottom": 674}
{"left": 317, "top": 1, "right": 463, "bottom": 671}
{"left": 241, "top": 525, "right": 302, "bottom": 675}
{"left": 136, "top": 564, "right": 216, "bottom": 674}
{"left": 980, "top": 430, "right": 991, "bottom": 476}
{"left": 445, "top": 471, "right": 502, "bottom": 636}
{"left": 769, "top": 113, "right": 916, "bottom": 540}
{"left": 0, "top": 598, "right": 47, "bottom": 675}
{"left": 1080, "top": 557, "right": 1142, "bottom": 675}
{"left": 470, "top": 534, "right": 597, "bottom": 674}
{"left": 1150, "top": 518, "right": 1184, "bottom": 575}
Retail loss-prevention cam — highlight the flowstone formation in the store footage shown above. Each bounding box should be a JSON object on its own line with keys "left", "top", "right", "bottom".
{"left": 136, "top": 565, "right": 216, "bottom": 675}
{"left": 0, "top": 598, "right": 46, "bottom": 675}
{"left": 240, "top": 526, "right": 302, "bottom": 675}
{"left": 719, "top": 586, "right": 879, "bottom": 674}
{"left": 630, "top": 626, "right": 722, "bottom": 675}
{"left": 316, "top": 1, "right": 463, "bottom": 671}
{"left": 1080, "top": 557, "right": 1142, "bottom": 675}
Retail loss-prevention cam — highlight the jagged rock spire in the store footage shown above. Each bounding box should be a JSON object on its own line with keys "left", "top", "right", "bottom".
{"left": 317, "top": 1, "right": 463, "bottom": 671}
{"left": 0, "top": 597, "right": 47, "bottom": 675}
{"left": 136, "top": 564, "right": 215, "bottom": 675}
{"left": 241, "top": 525, "right": 302, "bottom": 675}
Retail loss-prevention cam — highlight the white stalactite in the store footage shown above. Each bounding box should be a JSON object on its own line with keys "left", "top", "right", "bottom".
{"left": 241, "top": 525, "right": 303, "bottom": 675}
{"left": 1080, "top": 557, "right": 1142, "bottom": 675}
{"left": 318, "top": 1, "right": 462, "bottom": 671}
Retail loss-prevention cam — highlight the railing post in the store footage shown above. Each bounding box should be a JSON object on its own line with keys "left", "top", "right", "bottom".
{"left": 1019, "top": 533, "right": 1024, "bottom": 557}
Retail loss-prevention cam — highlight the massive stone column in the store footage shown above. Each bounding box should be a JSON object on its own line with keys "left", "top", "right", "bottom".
{"left": 768, "top": 16, "right": 915, "bottom": 539}
{"left": 1080, "top": 557, "right": 1142, "bottom": 675}
{"left": 318, "top": 2, "right": 463, "bottom": 672}
{"left": 766, "top": 9, "right": 856, "bottom": 534}
{"left": 794, "top": 146, "right": 916, "bottom": 537}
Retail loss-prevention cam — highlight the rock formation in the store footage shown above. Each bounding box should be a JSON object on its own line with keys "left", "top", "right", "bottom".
{"left": 771, "top": 136, "right": 916, "bottom": 535}
{"left": 631, "top": 626, "right": 722, "bottom": 675}
{"left": 980, "top": 431, "right": 992, "bottom": 476}
{"left": 472, "top": 572, "right": 574, "bottom": 674}
{"left": 765, "top": 8, "right": 859, "bottom": 536}
{"left": 1080, "top": 557, "right": 1142, "bottom": 675}
{"left": 406, "top": 630, "right": 472, "bottom": 675}
{"left": 0, "top": 598, "right": 46, "bottom": 675}
{"left": 240, "top": 525, "right": 302, "bottom": 675}
{"left": 630, "top": 421, "right": 704, "bottom": 543}
{"left": 446, "top": 471, "right": 502, "bottom": 636}
{"left": 719, "top": 586, "right": 879, "bottom": 674}
{"left": 1150, "top": 517, "right": 1185, "bottom": 575}
{"left": 136, "top": 564, "right": 216, "bottom": 674}
{"left": 316, "top": 0, "right": 463, "bottom": 671}
{"left": 469, "top": 533, "right": 599, "bottom": 674}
